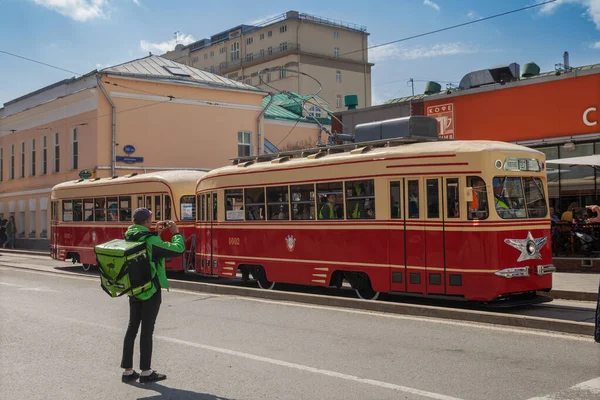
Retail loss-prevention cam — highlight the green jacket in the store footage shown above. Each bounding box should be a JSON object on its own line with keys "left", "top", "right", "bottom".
{"left": 124, "top": 224, "right": 185, "bottom": 300}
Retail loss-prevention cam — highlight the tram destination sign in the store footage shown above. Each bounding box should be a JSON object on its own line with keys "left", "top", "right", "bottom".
{"left": 116, "top": 156, "right": 144, "bottom": 164}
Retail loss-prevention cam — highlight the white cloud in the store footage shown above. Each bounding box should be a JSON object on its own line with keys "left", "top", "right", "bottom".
{"left": 423, "top": 0, "right": 440, "bottom": 11}
{"left": 369, "top": 42, "right": 477, "bottom": 63}
{"left": 140, "top": 32, "right": 196, "bottom": 54}
{"left": 33, "top": 0, "right": 108, "bottom": 22}
{"left": 591, "top": 41, "right": 600, "bottom": 48}
{"left": 246, "top": 13, "right": 281, "bottom": 25}
{"left": 467, "top": 10, "right": 480, "bottom": 19}
{"left": 132, "top": 0, "right": 140, "bottom": 4}
{"left": 537, "top": 0, "right": 600, "bottom": 29}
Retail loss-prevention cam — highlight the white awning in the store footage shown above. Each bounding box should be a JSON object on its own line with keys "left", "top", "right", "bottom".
{"left": 546, "top": 155, "right": 600, "bottom": 167}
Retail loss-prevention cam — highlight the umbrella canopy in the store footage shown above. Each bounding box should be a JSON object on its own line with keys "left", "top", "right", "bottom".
{"left": 546, "top": 155, "right": 600, "bottom": 167}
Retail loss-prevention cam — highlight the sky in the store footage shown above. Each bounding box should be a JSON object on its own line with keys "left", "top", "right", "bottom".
{"left": 0, "top": 0, "right": 599, "bottom": 107}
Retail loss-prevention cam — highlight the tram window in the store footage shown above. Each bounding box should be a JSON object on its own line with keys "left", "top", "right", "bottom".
{"left": 317, "top": 182, "right": 343, "bottom": 220}
{"left": 523, "top": 177, "right": 548, "bottom": 218}
{"left": 137, "top": 196, "right": 143, "bottom": 209}
{"left": 72, "top": 199, "right": 83, "bottom": 222}
{"left": 179, "top": 196, "right": 196, "bottom": 220}
{"left": 225, "top": 189, "right": 244, "bottom": 221}
{"left": 62, "top": 200, "right": 73, "bottom": 222}
{"left": 164, "top": 195, "right": 172, "bottom": 220}
{"left": 84, "top": 199, "right": 94, "bottom": 221}
{"left": 154, "top": 195, "right": 162, "bottom": 221}
{"left": 119, "top": 197, "right": 131, "bottom": 222}
{"left": 493, "top": 177, "right": 527, "bottom": 219}
{"left": 200, "top": 195, "right": 205, "bottom": 221}
{"left": 94, "top": 198, "right": 106, "bottom": 221}
{"left": 291, "top": 184, "right": 315, "bottom": 220}
{"left": 145, "top": 196, "right": 152, "bottom": 216}
{"left": 346, "top": 179, "right": 375, "bottom": 219}
{"left": 267, "top": 186, "right": 289, "bottom": 221}
{"left": 390, "top": 181, "right": 401, "bottom": 219}
{"left": 212, "top": 193, "right": 218, "bottom": 221}
{"left": 196, "top": 195, "right": 201, "bottom": 221}
{"left": 107, "top": 197, "right": 118, "bottom": 221}
{"left": 467, "top": 176, "right": 489, "bottom": 220}
{"left": 407, "top": 180, "right": 419, "bottom": 219}
{"left": 245, "top": 188, "right": 265, "bottom": 220}
{"left": 446, "top": 178, "right": 460, "bottom": 218}
{"left": 51, "top": 201, "right": 57, "bottom": 221}
{"left": 426, "top": 180, "right": 440, "bottom": 219}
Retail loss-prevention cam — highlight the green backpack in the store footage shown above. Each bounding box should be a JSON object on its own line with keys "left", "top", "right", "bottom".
{"left": 94, "top": 239, "right": 154, "bottom": 298}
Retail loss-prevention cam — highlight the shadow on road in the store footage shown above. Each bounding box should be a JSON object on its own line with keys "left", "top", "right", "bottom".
{"left": 129, "top": 382, "right": 235, "bottom": 400}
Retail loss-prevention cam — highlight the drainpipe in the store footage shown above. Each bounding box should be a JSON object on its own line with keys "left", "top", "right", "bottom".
{"left": 97, "top": 75, "right": 116, "bottom": 176}
{"left": 257, "top": 94, "right": 276, "bottom": 155}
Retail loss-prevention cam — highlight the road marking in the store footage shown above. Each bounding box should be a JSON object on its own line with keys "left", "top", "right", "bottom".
{"left": 526, "top": 377, "right": 600, "bottom": 399}
{"left": 0, "top": 281, "right": 22, "bottom": 287}
{"left": 0, "top": 265, "right": 594, "bottom": 342}
{"left": 0, "top": 280, "right": 59, "bottom": 292}
{"left": 158, "top": 336, "right": 465, "bottom": 400}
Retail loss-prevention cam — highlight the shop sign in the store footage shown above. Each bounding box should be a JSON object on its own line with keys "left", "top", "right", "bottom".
{"left": 426, "top": 103, "right": 455, "bottom": 139}
{"left": 583, "top": 107, "right": 598, "bottom": 127}
{"left": 116, "top": 156, "right": 144, "bottom": 164}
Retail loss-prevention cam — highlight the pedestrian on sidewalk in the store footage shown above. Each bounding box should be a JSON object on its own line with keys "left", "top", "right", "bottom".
{"left": 0, "top": 219, "right": 7, "bottom": 248}
{"left": 2, "top": 216, "right": 16, "bottom": 249}
{"left": 120, "top": 208, "right": 185, "bottom": 383}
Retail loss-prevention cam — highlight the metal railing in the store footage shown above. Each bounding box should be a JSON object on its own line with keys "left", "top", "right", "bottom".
{"left": 202, "top": 43, "right": 301, "bottom": 75}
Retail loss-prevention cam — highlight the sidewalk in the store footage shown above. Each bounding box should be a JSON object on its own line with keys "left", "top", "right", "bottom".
{"left": 0, "top": 249, "right": 598, "bottom": 300}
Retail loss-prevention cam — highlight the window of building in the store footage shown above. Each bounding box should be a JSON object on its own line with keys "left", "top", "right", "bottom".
{"left": 247, "top": 37, "right": 253, "bottom": 45}
{"left": 71, "top": 128, "right": 78, "bottom": 170}
{"left": 19, "top": 141, "right": 25, "bottom": 178}
{"left": 317, "top": 182, "right": 343, "bottom": 220}
{"left": 18, "top": 210, "right": 25, "bottom": 237}
{"left": 446, "top": 178, "right": 460, "bottom": 218}
{"left": 210, "top": 51, "right": 214, "bottom": 57}
{"left": 280, "top": 25, "right": 287, "bottom": 33}
{"left": 9, "top": 144, "right": 14, "bottom": 180}
{"left": 244, "top": 77, "right": 252, "bottom": 85}
{"left": 407, "top": 180, "right": 420, "bottom": 219}
{"left": 279, "top": 68, "right": 286, "bottom": 79}
{"left": 180, "top": 195, "right": 196, "bottom": 220}
{"left": 308, "top": 106, "right": 321, "bottom": 118}
{"left": 260, "top": 33, "right": 265, "bottom": 40}
{"left": 0, "top": 147, "right": 3, "bottom": 182}
{"left": 246, "top": 53, "right": 253, "bottom": 62}
{"left": 231, "top": 42, "right": 240, "bottom": 61}
{"left": 467, "top": 176, "right": 489, "bottom": 220}
{"left": 42, "top": 136, "right": 47, "bottom": 175}
{"left": 259, "top": 49, "right": 264, "bottom": 58}
{"left": 53, "top": 133, "right": 60, "bottom": 173}
{"left": 346, "top": 179, "right": 375, "bottom": 219}
{"left": 268, "top": 30, "right": 272, "bottom": 37}
{"left": 336, "top": 70, "right": 341, "bottom": 83}
{"left": 29, "top": 210, "right": 36, "bottom": 238}
{"left": 291, "top": 184, "right": 315, "bottom": 220}
{"left": 267, "top": 72, "right": 272, "bottom": 82}
{"left": 267, "top": 186, "right": 289, "bottom": 220}
{"left": 268, "top": 46, "right": 273, "bottom": 56}
{"left": 280, "top": 42, "right": 288, "bottom": 52}
{"left": 336, "top": 95, "right": 342, "bottom": 108}
{"left": 238, "top": 131, "right": 251, "bottom": 157}
{"left": 245, "top": 187, "right": 265, "bottom": 220}
{"left": 192, "top": 56, "right": 199, "bottom": 64}
{"left": 334, "top": 31, "right": 339, "bottom": 39}
{"left": 334, "top": 47, "right": 340, "bottom": 57}
{"left": 40, "top": 208, "right": 47, "bottom": 238}
{"left": 204, "top": 53, "right": 208, "bottom": 60}
{"left": 426, "top": 179, "right": 440, "bottom": 219}
{"left": 30, "top": 139, "right": 36, "bottom": 176}
{"left": 390, "top": 181, "right": 401, "bottom": 219}
{"left": 220, "top": 47, "right": 225, "bottom": 54}
{"left": 225, "top": 189, "right": 244, "bottom": 220}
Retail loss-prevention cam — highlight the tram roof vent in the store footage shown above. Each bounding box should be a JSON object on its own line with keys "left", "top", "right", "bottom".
{"left": 354, "top": 116, "right": 440, "bottom": 143}
{"left": 237, "top": 160, "right": 254, "bottom": 167}
{"left": 271, "top": 156, "right": 290, "bottom": 164}
{"left": 76, "top": 179, "right": 84, "bottom": 183}
{"left": 110, "top": 175, "right": 119, "bottom": 179}
{"left": 306, "top": 151, "right": 326, "bottom": 160}
{"left": 92, "top": 177, "right": 101, "bottom": 181}
{"left": 125, "top": 173, "right": 138, "bottom": 178}
{"left": 350, "top": 146, "right": 371, "bottom": 155}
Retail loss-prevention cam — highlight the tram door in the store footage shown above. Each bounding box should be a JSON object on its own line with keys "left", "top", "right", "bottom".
{"left": 404, "top": 179, "right": 427, "bottom": 294}
{"left": 424, "top": 178, "right": 445, "bottom": 295}
{"left": 202, "top": 192, "right": 217, "bottom": 275}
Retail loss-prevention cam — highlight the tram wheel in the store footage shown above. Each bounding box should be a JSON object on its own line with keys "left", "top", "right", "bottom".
{"left": 355, "top": 288, "right": 380, "bottom": 301}
{"left": 345, "top": 271, "right": 379, "bottom": 301}
{"left": 82, "top": 264, "right": 94, "bottom": 272}
{"left": 253, "top": 267, "right": 275, "bottom": 290}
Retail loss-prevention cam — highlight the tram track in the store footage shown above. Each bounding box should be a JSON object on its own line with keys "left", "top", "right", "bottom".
{"left": 0, "top": 253, "right": 595, "bottom": 338}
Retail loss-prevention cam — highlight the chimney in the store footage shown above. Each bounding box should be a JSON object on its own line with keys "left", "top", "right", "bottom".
{"left": 563, "top": 51, "right": 570, "bottom": 70}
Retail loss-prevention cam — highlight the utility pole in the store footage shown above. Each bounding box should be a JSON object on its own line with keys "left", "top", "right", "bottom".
{"left": 407, "top": 78, "right": 414, "bottom": 96}
{"left": 174, "top": 31, "right": 180, "bottom": 45}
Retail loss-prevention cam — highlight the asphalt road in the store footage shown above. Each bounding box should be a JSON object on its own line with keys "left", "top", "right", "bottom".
{"left": 1, "top": 266, "right": 599, "bottom": 400}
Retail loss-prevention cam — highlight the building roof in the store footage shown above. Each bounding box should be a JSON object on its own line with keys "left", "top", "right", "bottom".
{"left": 101, "top": 55, "right": 263, "bottom": 93}
{"left": 262, "top": 92, "right": 331, "bottom": 125}
{"left": 383, "top": 63, "right": 600, "bottom": 105}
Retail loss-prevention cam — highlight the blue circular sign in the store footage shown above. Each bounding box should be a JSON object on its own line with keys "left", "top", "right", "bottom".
{"left": 123, "top": 145, "right": 136, "bottom": 154}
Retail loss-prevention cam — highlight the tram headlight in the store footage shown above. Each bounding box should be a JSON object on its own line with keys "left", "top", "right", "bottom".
{"left": 526, "top": 241, "right": 536, "bottom": 256}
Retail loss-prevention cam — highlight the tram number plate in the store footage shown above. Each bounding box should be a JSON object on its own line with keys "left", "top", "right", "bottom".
{"left": 228, "top": 237, "right": 240, "bottom": 246}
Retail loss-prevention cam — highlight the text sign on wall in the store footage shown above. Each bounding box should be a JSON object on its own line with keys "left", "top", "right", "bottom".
{"left": 427, "top": 103, "right": 455, "bottom": 139}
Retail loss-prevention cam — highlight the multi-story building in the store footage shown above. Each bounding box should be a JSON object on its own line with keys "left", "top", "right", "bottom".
{"left": 163, "top": 10, "right": 373, "bottom": 113}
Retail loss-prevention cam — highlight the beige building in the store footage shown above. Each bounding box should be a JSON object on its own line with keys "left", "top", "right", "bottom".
{"left": 0, "top": 55, "right": 323, "bottom": 249}
{"left": 163, "top": 11, "right": 373, "bottom": 112}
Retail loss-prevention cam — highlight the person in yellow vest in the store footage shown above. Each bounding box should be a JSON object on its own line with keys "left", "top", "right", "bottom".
{"left": 408, "top": 181, "right": 419, "bottom": 218}
{"left": 319, "top": 194, "right": 337, "bottom": 219}
{"left": 493, "top": 179, "right": 510, "bottom": 216}
{"left": 351, "top": 184, "right": 365, "bottom": 219}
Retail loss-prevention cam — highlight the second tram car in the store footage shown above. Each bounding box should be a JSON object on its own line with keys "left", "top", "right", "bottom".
{"left": 193, "top": 136, "right": 554, "bottom": 303}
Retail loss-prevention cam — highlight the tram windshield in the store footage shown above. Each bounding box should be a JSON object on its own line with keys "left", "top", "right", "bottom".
{"left": 493, "top": 177, "right": 547, "bottom": 219}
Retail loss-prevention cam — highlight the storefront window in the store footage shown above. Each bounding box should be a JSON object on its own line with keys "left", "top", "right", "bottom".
{"left": 558, "top": 143, "right": 594, "bottom": 217}
{"left": 537, "top": 146, "right": 559, "bottom": 210}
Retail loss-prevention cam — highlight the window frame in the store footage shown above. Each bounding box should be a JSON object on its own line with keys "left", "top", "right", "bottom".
{"left": 30, "top": 138, "right": 36, "bottom": 176}
{"left": 345, "top": 179, "right": 375, "bottom": 220}
{"left": 19, "top": 141, "right": 25, "bottom": 178}
{"left": 53, "top": 132, "right": 60, "bottom": 173}
{"left": 237, "top": 131, "right": 252, "bottom": 157}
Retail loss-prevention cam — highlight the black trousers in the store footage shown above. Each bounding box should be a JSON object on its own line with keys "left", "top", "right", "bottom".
{"left": 120, "top": 288, "right": 162, "bottom": 370}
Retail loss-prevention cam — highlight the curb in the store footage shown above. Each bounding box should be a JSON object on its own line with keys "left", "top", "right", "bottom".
{"left": 545, "top": 290, "right": 598, "bottom": 302}
{"left": 1, "top": 262, "right": 594, "bottom": 337}
{"left": 0, "top": 249, "right": 50, "bottom": 257}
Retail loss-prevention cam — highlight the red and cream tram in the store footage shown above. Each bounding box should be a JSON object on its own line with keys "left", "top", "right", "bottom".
{"left": 50, "top": 170, "right": 205, "bottom": 271}
{"left": 193, "top": 136, "right": 554, "bottom": 303}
